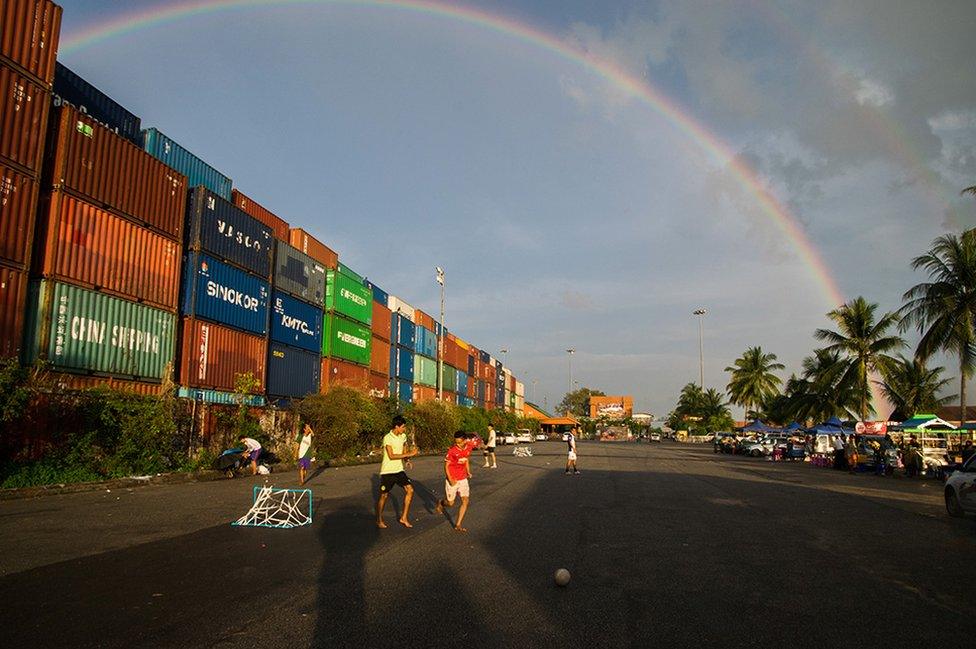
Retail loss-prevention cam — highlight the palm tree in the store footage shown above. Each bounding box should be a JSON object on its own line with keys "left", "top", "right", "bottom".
{"left": 725, "top": 346, "right": 784, "bottom": 420}
{"left": 815, "top": 296, "right": 904, "bottom": 422}
{"left": 876, "top": 355, "right": 955, "bottom": 421}
{"left": 784, "top": 349, "right": 860, "bottom": 423}
{"left": 899, "top": 229, "right": 976, "bottom": 425}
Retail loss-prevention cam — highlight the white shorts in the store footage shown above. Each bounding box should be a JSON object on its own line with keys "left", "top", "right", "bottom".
{"left": 445, "top": 478, "right": 470, "bottom": 500}
{"left": 567, "top": 451, "right": 577, "bottom": 461}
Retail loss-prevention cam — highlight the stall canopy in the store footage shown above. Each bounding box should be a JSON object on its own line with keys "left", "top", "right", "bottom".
{"left": 738, "top": 420, "right": 779, "bottom": 433}
{"left": 898, "top": 414, "right": 956, "bottom": 432}
{"left": 784, "top": 422, "right": 804, "bottom": 432}
{"left": 808, "top": 417, "right": 851, "bottom": 436}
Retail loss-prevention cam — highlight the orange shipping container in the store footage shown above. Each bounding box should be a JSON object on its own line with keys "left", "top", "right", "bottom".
{"left": 289, "top": 228, "right": 338, "bottom": 269}
{"left": 0, "top": 0, "right": 61, "bottom": 87}
{"left": 321, "top": 357, "right": 369, "bottom": 391}
{"left": 371, "top": 300, "right": 391, "bottom": 342}
{"left": 179, "top": 318, "right": 266, "bottom": 394}
{"left": 1, "top": 63, "right": 50, "bottom": 174}
{"left": 414, "top": 385, "right": 437, "bottom": 403}
{"left": 0, "top": 162, "right": 38, "bottom": 267}
{"left": 370, "top": 337, "right": 391, "bottom": 376}
{"left": 47, "top": 105, "right": 187, "bottom": 240}
{"left": 0, "top": 264, "right": 27, "bottom": 358}
{"left": 369, "top": 370, "right": 389, "bottom": 398}
{"left": 231, "top": 188, "right": 289, "bottom": 241}
{"left": 414, "top": 309, "right": 436, "bottom": 331}
{"left": 34, "top": 191, "right": 182, "bottom": 310}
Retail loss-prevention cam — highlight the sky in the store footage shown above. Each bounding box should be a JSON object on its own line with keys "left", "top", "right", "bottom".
{"left": 54, "top": 0, "right": 976, "bottom": 419}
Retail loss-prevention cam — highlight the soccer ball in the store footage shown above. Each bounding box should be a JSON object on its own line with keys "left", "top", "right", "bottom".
{"left": 554, "top": 568, "right": 571, "bottom": 586}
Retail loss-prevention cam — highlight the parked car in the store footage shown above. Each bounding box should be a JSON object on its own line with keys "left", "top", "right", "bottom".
{"left": 741, "top": 435, "right": 789, "bottom": 457}
{"left": 502, "top": 431, "right": 518, "bottom": 445}
{"left": 535, "top": 433, "right": 547, "bottom": 442}
{"left": 649, "top": 433, "right": 662, "bottom": 442}
{"left": 516, "top": 431, "right": 534, "bottom": 444}
{"left": 945, "top": 453, "right": 976, "bottom": 517}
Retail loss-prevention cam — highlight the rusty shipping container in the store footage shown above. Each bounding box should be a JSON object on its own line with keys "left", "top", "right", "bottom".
{"left": 47, "top": 104, "right": 187, "bottom": 240}
{"left": 50, "top": 372, "right": 163, "bottom": 396}
{"left": 414, "top": 310, "right": 436, "bottom": 331}
{"left": 34, "top": 191, "right": 181, "bottom": 310}
{"left": 369, "top": 370, "right": 389, "bottom": 398}
{"left": 371, "top": 300, "right": 391, "bottom": 342}
{"left": 0, "top": 162, "right": 38, "bottom": 267}
{"left": 0, "top": 0, "right": 61, "bottom": 87}
{"left": 0, "top": 264, "right": 27, "bottom": 358}
{"left": 1, "top": 63, "right": 49, "bottom": 174}
{"left": 178, "top": 317, "right": 266, "bottom": 394}
{"left": 370, "top": 337, "right": 391, "bottom": 376}
{"left": 231, "top": 189, "right": 289, "bottom": 241}
{"left": 320, "top": 357, "right": 369, "bottom": 392}
{"left": 289, "top": 228, "right": 337, "bottom": 269}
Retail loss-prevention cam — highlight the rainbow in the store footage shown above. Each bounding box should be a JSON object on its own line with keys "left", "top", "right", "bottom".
{"left": 60, "top": 1, "right": 893, "bottom": 412}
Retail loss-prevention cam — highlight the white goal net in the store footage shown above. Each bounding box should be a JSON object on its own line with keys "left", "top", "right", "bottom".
{"left": 232, "top": 485, "right": 313, "bottom": 529}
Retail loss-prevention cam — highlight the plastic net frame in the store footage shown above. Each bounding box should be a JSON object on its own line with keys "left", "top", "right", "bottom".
{"left": 512, "top": 446, "right": 533, "bottom": 458}
{"left": 232, "top": 485, "right": 313, "bottom": 529}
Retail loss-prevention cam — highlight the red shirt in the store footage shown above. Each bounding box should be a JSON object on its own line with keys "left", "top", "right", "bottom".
{"left": 445, "top": 444, "right": 472, "bottom": 481}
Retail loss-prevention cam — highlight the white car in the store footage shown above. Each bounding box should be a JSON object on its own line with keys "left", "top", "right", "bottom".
{"left": 535, "top": 433, "right": 547, "bottom": 442}
{"left": 502, "top": 432, "right": 518, "bottom": 445}
{"left": 649, "top": 433, "right": 661, "bottom": 442}
{"left": 945, "top": 453, "right": 976, "bottom": 517}
{"left": 516, "top": 432, "right": 534, "bottom": 444}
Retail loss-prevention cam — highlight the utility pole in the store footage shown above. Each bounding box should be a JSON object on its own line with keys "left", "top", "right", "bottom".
{"left": 693, "top": 308, "right": 706, "bottom": 387}
{"left": 436, "top": 267, "right": 445, "bottom": 401}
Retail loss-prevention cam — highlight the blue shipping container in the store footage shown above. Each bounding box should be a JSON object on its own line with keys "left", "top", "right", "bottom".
{"left": 143, "top": 128, "right": 233, "bottom": 200}
{"left": 176, "top": 386, "right": 266, "bottom": 406}
{"left": 182, "top": 253, "right": 270, "bottom": 335}
{"left": 270, "top": 291, "right": 323, "bottom": 353}
{"left": 364, "top": 279, "right": 388, "bottom": 307}
{"left": 186, "top": 187, "right": 273, "bottom": 277}
{"left": 391, "top": 379, "right": 414, "bottom": 404}
{"left": 267, "top": 342, "right": 321, "bottom": 398}
{"left": 391, "top": 313, "right": 415, "bottom": 351}
{"left": 415, "top": 325, "right": 436, "bottom": 359}
{"left": 53, "top": 63, "right": 142, "bottom": 146}
{"left": 456, "top": 370, "right": 468, "bottom": 396}
{"left": 476, "top": 380, "right": 486, "bottom": 402}
{"left": 496, "top": 386, "right": 505, "bottom": 405}
{"left": 459, "top": 396, "right": 474, "bottom": 408}
{"left": 392, "top": 346, "right": 414, "bottom": 381}
{"left": 479, "top": 350, "right": 490, "bottom": 364}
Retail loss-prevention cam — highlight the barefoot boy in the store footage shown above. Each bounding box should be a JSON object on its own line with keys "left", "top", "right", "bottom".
{"left": 376, "top": 415, "right": 419, "bottom": 529}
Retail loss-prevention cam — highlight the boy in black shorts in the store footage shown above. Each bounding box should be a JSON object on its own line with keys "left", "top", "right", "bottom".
{"left": 376, "top": 415, "right": 419, "bottom": 528}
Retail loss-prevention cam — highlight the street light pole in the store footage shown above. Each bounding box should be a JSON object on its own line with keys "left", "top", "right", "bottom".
{"left": 693, "top": 308, "right": 706, "bottom": 388}
{"left": 566, "top": 348, "right": 575, "bottom": 395}
{"left": 436, "top": 267, "right": 445, "bottom": 401}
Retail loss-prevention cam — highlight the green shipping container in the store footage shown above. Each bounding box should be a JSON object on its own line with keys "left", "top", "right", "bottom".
{"left": 337, "top": 262, "right": 363, "bottom": 284}
{"left": 25, "top": 280, "right": 175, "bottom": 380}
{"left": 323, "top": 313, "right": 372, "bottom": 366}
{"left": 440, "top": 364, "right": 457, "bottom": 393}
{"left": 325, "top": 270, "right": 372, "bottom": 326}
{"left": 414, "top": 354, "right": 437, "bottom": 387}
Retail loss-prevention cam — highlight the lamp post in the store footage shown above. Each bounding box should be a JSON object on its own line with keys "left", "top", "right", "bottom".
{"left": 566, "top": 348, "right": 575, "bottom": 395}
{"left": 531, "top": 379, "right": 538, "bottom": 403}
{"left": 436, "top": 267, "right": 445, "bottom": 401}
{"left": 693, "top": 308, "right": 706, "bottom": 388}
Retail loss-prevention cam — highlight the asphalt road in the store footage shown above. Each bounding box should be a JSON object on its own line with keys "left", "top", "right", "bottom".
{"left": 2, "top": 441, "right": 974, "bottom": 648}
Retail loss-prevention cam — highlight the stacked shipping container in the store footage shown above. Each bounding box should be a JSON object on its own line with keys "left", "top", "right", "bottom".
{"left": 321, "top": 264, "right": 372, "bottom": 391}
{"left": 0, "top": 0, "right": 61, "bottom": 359}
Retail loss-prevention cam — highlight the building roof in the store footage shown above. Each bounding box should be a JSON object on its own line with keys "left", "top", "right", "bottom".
{"left": 540, "top": 416, "right": 580, "bottom": 426}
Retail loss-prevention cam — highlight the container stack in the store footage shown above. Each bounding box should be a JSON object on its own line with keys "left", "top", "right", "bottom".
{"left": 388, "top": 295, "right": 416, "bottom": 404}
{"left": 412, "top": 308, "right": 438, "bottom": 402}
{"left": 26, "top": 64, "right": 184, "bottom": 392}
{"left": 0, "top": 0, "right": 61, "bottom": 360}
{"left": 179, "top": 186, "right": 272, "bottom": 398}
{"left": 514, "top": 380, "right": 525, "bottom": 416}
{"left": 322, "top": 262, "right": 372, "bottom": 390}
{"left": 365, "top": 279, "right": 392, "bottom": 398}
{"left": 266, "top": 234, "right": 324, "bottom": 404}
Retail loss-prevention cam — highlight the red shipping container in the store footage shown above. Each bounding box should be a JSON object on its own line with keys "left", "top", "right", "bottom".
{"left": 1, "top": 63, "right": 49, "bottom": 174}
{"left": 371, "top": 300, "right": 391, "bottom": 342}
{"left": 0, "top": 0, "right": 61, "bottom": 87}
{"left": 321, "top": 357, "right": 369, "bottom": 391}
{"left": 467, "top": 378, "right": 476, "bottom": 399}
{"left": 289, "top": 228, "right": 338, "bottom": 269}
{"left": 0, "top": 264, "right": 27, "bottom": 358}
{"left": 368, "top": 370, "right": 389, "bottom": 398}
{"left": 414, "top": 309, "right": 436, "bottom": 331}
{"left": 231, "top": 188, "right": 289, "bottom": 241}
{"left": 509, "top": 375, "right": 516, "bottom": 391}
{"left": 370, "top": 337, "right": 390, "bottom": 376}
{"left": 48, "top": 104, "right": 187, "bottom": 240}
{"left": 0, "top": 162, "right": 38, "bottom": 267}
{"left": 34, "top": 191, "right": 182, "bottom": 310}
{"left": 179, "top": 318, "right": 266, "bottom": 394}
{"left": 414, "top": 385, "right": 437, "bottom": 403}
{"left": 50, "top": 372, "right": 163, "bottom": 396}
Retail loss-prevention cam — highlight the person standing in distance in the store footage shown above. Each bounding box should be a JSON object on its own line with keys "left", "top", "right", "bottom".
{"left": 565, "top": 427, "right": 580, "bottom": 475}
{"left": 376, "top": 415, "right": 419, "bottom": 529}
{"left": 483, "top": 425, "right": 497, "bottom": 469}
{"left": 295, "top": 423, "right": 314, "bottom": 486}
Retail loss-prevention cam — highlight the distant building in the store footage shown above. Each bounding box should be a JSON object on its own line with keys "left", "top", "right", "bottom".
{"left": 524, "top": 401, "right": 550, "bottom": 420}
{"left": 589, "top": 395, "right": 634, "bottom": 419}
{"left": 632, "top": 413, "right": 653, "bottom": 424}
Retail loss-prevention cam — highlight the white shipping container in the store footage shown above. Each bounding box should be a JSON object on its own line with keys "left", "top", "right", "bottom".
{"left": 387, "top": 295, "right": 415, "bottom": 322}
{"left": 515, "top": 380, "right": 525, "bottom": 397}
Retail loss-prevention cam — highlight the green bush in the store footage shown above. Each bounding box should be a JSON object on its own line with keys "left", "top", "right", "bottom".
{"left": 296, "top": 387, "right": 382, "bottom": 459}
{"left": 406, "top": 400, "right": 461, "bottom": 450}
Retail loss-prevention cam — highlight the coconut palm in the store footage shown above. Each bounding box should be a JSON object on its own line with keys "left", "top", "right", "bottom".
{"left": 784, "top": 349, "right": 860, "bottom": 423}
{"left": 725, "top": 346, "right": 784, "bottom": 420}
{"left": 815, "top": 297, "right": 904, "bottom": 422}
{"left": 899, "top": 229, "right": 976, "bottom": 425}
{"left": 876, "top": 355, "right": 955, "bottom": 421}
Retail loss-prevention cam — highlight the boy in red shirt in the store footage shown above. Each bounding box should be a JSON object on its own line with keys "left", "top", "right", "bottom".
{"left": 436, "top": 431, "right": 477, "bottom": 532}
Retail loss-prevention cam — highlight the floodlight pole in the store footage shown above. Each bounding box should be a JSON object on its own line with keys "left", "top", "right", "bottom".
{"left": 436, "top": 267, "right": 445, "bottom": 401}
{"left": 693, "top": 308, "right": 707, "bottom": 388}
